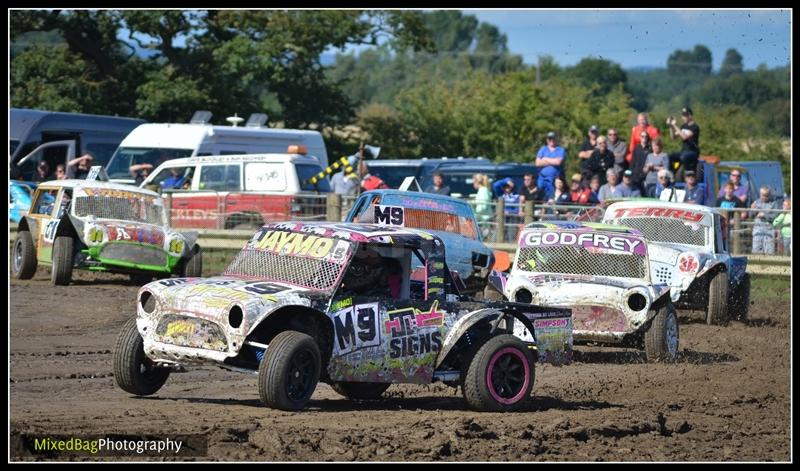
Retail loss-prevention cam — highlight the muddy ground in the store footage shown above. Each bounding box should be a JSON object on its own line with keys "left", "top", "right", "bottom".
{"left": 10, "top": 269, "right": 791, "bottom": 461}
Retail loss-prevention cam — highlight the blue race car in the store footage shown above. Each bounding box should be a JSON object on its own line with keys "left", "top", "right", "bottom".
{"left": 345, "top": 189, "right": 496, "bottom": 296}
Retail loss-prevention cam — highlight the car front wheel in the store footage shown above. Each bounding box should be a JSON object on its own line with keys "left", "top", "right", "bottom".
{"left": 644, "top": 303, "right": 679, "bottom": 362}
{"left": 51, "top": 236, "right": 74, "bottom": 285}
{"left": 113, "top": 318, "right": 170, "bottom": 396}
{"left": 706, "top": 270, "right": 729, "bottom": 325}
{"left": 258, "top": 331, "right": 321, "bottom": 411}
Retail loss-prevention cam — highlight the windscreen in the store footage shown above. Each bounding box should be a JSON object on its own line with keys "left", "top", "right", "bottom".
{"left": 106, "top": 147, "right": 194, "bottom": 180}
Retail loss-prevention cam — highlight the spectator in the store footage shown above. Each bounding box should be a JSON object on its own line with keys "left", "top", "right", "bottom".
{"left": 161, "top": 168, "right": 186, "bottom": 189}
{"left": 626, "top": 112, "right": 660, "bottom": 164}
{"left": 750, "top": 186, "right": 780, "bottom": 254}
{"left": 586, "top": 136, "right": 615, "bottom": 184}
{"left": 359, "top": 161, "right": 389, "bottom": 191}
{"left": 55, "top": 164, "right": 67, "bottom": 180}
{"left": 425, "top": 171, "right": 451, "bottom": 196}
{"left": 472, "top": 173, "right": 494, "bottom": 225}
{"left": 519, "top": 172, "right": 543, "bottom": 206}
{"left": 717, "top": 169, "right": 748, "bottom": 205}
{"left": 492, "top": 177, "right": 522, "bottom": 242}
{"left": 683, "top": 170, "right": 706, "bottom": 205}
{"left": 629, "top": 130, "right": 652, "bottom": 195}
{"left": 550, "top": 177, "right": 571, "bottom": 205}
{"left": 773, "top": 198, "right": 791, "bottom": 256}
{"left": 643, "top": 137, "right": 668, "bottom": 197}
{"left": 34, "top": 161, "right": 51, "bottom": 182}
{"left": 653, "top": 169, "right": 679, "bottom": 201}
{"left": 130, "top": 163, "right": 154, "bottom": 185}
{"left": 618, "top": 170, "right": 642, "bottom": 198}
{"left": 598, "top": 169, "right": 623, "bottom": 202}
{"left": 535, "top": 131, "right": 566, "bottom": 200}
{"left": 66, "top": 152, "right": 95, "bottom": 179}
{"left": 577, "top": 125, "right": 600, "bottom": 180}
{"left": 607, "top": 128, "right": 628, "bottom": 174}
{"left": 587, "top": 175, "right": 602, "bottom": 204}
{"left": 331, "top": 167, "right": 358, "bottom": 196}
{"left": 717, "top": 182, "right": 746, "bottom": 209}
{"left": 569, "top": 173, "right": 592, "bottom": 204}
{"left": 666, "top": 107, "right": 701, "bottom": 181}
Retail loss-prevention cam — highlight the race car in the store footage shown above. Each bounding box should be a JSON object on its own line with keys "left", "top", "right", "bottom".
{"left": 11, "top": 180, "right": 202, "bottom": 285}
{"left": 114, "top": 222, "right": 573, "bottom": 412}
{"left": 602, "top": 200, "right": 750, "bottom": 324}
{"left": 345, "top": 189, "right": 496, "bottom": 296}
{"left": 504, "top": 221, "right": 678, "bottom": 361}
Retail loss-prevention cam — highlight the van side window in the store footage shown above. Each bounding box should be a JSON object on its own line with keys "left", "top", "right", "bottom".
{"left": 199, "top": 165, "right": 240, "bottom": 191}
{"left": 244, "top": 163, "right": 286, "bottom": 191}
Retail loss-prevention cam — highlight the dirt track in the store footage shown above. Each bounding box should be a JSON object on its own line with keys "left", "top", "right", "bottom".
{"left": 10, "top": 269, "right": 791, "bottom": 461}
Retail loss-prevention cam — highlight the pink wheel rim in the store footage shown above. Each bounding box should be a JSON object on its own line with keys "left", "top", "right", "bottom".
{"left": 486, "top": 347, "right": 530, "bottom": 405}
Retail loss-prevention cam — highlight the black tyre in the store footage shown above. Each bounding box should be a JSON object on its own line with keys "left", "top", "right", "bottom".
{"left": 729, "top": 274, "right": 751, "bottom": 322}
{"left": 644, "top": 303, "right": 679, "bottom": 362}
{"left": 331, "top": 381, "right": 390, "bottom": 400}
{"left": 114, "top": 318, "right": 170, "bottom": 396}
{"left": 462, "top": 334, "right": 535, "bottom": 412}
{"left": 705, "top": 270, "right": 729, "bottom": 325}
{"left": 51, "top": 236, "right": 74, "bottom": 286}
{"left": 11, "top": 230, "right": 37, "bottom": 279}
{"left": 258, "top": 331, "right": 321, "bottom": 411}
{"left": 181, "top": 245, "right": 203, "bottom": 277}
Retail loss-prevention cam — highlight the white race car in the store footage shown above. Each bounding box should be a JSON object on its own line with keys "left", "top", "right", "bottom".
{"left": 602, "top": 201, "right": 750, "bottom": 325}
{"left": 504, "top": 221, "right": 678, "bottom": 361}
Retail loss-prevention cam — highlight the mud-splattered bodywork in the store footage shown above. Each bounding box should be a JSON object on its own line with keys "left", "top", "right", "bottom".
{"left": 136, "top": 222, "right": 573, "bottom": 385}
{"left": 22, "top": 181, "right": 197, "bottom": 276}
{"left": 602, "top": 202, "right": 748, "bottom": 308}
{"left": 505, "top": 221, "right": 670, "bottom": 344}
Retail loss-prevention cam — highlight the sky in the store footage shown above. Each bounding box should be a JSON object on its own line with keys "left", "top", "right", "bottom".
{"left": 464, "top": 9, "right": 791, "bottom": 70}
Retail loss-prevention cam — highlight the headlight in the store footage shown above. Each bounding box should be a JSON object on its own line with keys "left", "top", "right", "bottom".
{"left": 140, "top": 290, "right": 157, "bottom": 314}
{"left": 624, "top": 287, "right": 650, "bottom": 314}
{"left": 514, "top": 288, "right": 533, "bottom": 304}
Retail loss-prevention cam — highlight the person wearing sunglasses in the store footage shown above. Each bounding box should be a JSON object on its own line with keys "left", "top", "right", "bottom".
{"left": 717, "top": 169, "right": 748, "bottom": 205}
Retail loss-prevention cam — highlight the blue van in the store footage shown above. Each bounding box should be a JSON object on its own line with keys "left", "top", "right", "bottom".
{"left": 10, "top": 108, "right": 145, "bottom": 182}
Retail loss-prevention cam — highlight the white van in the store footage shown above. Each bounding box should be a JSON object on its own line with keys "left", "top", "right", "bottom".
{"left": 139, "top": 152, "right": 331, "bottom": 230}
{"left": 105, "top": 112, "right": 328, "bottom": 185}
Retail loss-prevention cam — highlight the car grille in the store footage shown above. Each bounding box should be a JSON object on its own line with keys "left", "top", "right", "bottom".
{"left": 100, "top": 243, "right": 167, "bottom": 267}
{"left": 517, "top": 246, "right": 647, "bottom": 279}
{"left": 616, "top": 217, "right": 706, "bottom": 246}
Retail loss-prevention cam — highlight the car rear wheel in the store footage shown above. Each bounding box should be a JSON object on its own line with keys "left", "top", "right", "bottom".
{"left": 181, "top": 245, "right": 203, "bottom": 277}
{"left": 114, "top": 318, "right": 170, "bottom": 396}
{"left": 331, "top": 381, "right": 391, "bottom": 400}
{"left": 705, "top": 270, "right": 729, "bottom": 325}
{"left": 462, "top": 334, "right": 535, "bottom": 412}
{"left": 12, "top": 230, "right": 37, "bottom": 279}
{"left": 51, "top": 236, "right": 74, "bottom": 285}
{"left": 729, "top": 274, "right": 751, "bottom": 322}
{"left": 258, "top": 331, "right": 321, "bottom": 411}
{"left": 644, "top": 303, "right": 679, "bottom": 362}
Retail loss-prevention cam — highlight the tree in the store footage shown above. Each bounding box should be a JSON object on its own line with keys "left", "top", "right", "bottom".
{"left": 719, "top": 48, "right": 744, "bottom": 78}
{"left": 667, "top": 44, "right": 712, "bottom": 76}
{"left": 566, "top": 57, "right": 627, "bottom": 97}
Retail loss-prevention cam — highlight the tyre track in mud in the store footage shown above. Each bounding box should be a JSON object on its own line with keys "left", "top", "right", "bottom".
{"left": 10, "top": 271, "right": 791, "bottom": 461}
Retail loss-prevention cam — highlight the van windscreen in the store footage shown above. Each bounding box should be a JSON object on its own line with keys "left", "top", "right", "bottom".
{"left": 106, "top": 147, "right": 193, "bottom": 180}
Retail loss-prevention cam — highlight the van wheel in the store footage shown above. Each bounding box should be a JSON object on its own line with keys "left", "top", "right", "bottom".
{"left": 12, "top": 230, "right": 37, "bottom": 279}
{"left": 51, "top": 236, "right": 74, "bottom": 285}
{"left": 462, "top": 334, "right": 535, "bottom": 412}
{"left": 258, "top": 331, "right": 321, "bottom": 411}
